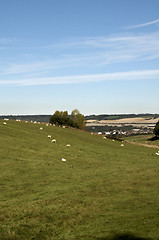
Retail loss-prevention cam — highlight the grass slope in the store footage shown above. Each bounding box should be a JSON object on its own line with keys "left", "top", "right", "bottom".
{"left": 0, "top": 120, "right": 159, "bottom": 240}
{"left": 125, "top": 135, "right": 159, "bottom": 149}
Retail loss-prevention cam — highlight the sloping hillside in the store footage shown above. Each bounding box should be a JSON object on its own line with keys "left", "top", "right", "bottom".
{"left": 0, "top": 120, "right": 159, "bottom": 240}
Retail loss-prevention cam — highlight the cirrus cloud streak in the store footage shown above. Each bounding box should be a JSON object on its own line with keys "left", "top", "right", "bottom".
{"left": 125, "top": 19, "right": 159, "bottom": 29}
{"left": 1, "top": 69, "right": 159, "bottom": 86}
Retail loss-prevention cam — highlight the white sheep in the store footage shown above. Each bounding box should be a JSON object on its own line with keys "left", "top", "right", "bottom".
{"left": 48, "top": 135, "right": 51, "bottom": 138}
{"left": 51, "top": 139, "right": 56, "bottom": 143}
{"left": 121, "top": 144, "right": 124, "bottom": 147}
{"left": 40, "top": 127, "right": 43, "bottom": 130}
{"left": 103, "top": 136, "right": 107, "bottom": 139}
{"left": 66, "top": 144, "right": 71, "bottom": 147}
{"left": 62, "top": 158, "right": 66, "bottom": 162}
{"left": 3, "top": 122, "right": 7, "bottom": 125}
{"left": 155, "top": 152, "right": 159, "bottom": 156}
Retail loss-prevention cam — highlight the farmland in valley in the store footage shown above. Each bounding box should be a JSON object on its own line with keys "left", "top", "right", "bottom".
{"left": 86, "top": 117, "right": 159, "bottom": 127}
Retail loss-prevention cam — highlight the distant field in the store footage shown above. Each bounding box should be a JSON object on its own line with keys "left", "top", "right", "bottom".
{"left": 0, "top": 120, "right": 159, "bottom": 240}
{"left": 87, "top": 117, "right": 159, "bottom": 125}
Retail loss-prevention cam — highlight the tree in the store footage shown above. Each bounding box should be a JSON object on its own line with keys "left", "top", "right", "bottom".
{"left": 50, "top": 109, "right": 85, "bottom": 130}
{"left": 154, "top": 121, "right": 159, "bottom": 137}
{"left": 71, "top": 109, "right": 85, "bottom": 130}
{"left": 62, "top": 111, "right": 70, "bottom": 126}
{"left": 50, "top": 110, "right": 63, "bottom": 126}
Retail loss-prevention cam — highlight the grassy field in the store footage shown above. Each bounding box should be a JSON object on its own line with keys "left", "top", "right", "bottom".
{"left": 0, "top": 120, "right": 159, "bottom": 240}
{"left": 125, "top": 135, "right": 159, "bottom": 148}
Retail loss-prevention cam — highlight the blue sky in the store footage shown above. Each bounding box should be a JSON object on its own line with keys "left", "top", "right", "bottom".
{"left": 0, "top": 0, "right": 159, "bottom": 115}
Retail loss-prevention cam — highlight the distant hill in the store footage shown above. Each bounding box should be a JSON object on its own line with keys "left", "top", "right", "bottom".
{"left": 0, "top": 115, "right": 51, "bottom": 123}
{"left": 0, "top": 113, "right": 159, "bottom": 123}
{"left": 85, "top": 113, "right": 159, "bottom": 121}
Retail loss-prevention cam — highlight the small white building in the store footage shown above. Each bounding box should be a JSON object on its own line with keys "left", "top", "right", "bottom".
{"left": 105, "top": 132, "right": 111, "bottom": 135}
{"left": 98, "top": 132, "right": 102, "bottom": 135}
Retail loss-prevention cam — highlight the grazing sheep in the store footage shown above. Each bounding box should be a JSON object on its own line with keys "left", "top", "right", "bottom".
{"left": 66, "top": 144, "right": 71, "bottom": 147}
{"left": 40, "top": 127, "right": 43, "bottom": 130}
{"left": 103, "top": 136, "right": 107, "bottom": 139}
{"left": 121, "top": 144, "right": 124, "bottom": 147}
{"left": 62, "top": 158, "right": 66, "bottom": 162}
{"left": 112, "top": 139, "right": 115, "bottom": 142}
{"left": 155, "top": 152, "right": 159, "bottom": 156}
{"left": 3, "top": 122, "right": 7, "bottom": 125}
{"left": 51, "top": 139, "right": 56, "bottom": 143}
{"left": 48, "top": 135, "right": 51, "bottom": 138}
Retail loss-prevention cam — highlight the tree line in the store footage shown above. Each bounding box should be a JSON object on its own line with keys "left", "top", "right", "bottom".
{"left": 154, "top": 121, "right": 159, "bottom": 137}
{"left": 49, "top": 109, "right": 85, "bottom": 130}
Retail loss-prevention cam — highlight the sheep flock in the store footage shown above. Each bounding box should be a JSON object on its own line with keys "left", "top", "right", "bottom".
{"left": 2, "top": 118, "right": 159, "bottom": 160}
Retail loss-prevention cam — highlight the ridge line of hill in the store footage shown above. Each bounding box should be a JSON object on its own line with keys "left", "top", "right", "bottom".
{"left": 0, "top": 113, "right": 159, "bottom": 123}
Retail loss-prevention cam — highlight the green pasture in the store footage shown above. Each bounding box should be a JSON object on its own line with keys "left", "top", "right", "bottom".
{"left": 0, "top": 120, "right": 159, "bottom": 240}
{"left": 125, "top": 134, "right": 159, "bottom": 147}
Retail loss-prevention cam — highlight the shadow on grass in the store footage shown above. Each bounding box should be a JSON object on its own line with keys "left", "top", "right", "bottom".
{"left": 147, "top": 135, "right": 159, "bottom": 141}
{"left": 96, "top": 233, "right": 152, "bottom": 240}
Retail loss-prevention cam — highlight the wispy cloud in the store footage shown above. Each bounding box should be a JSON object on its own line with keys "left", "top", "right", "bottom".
{"left": 0, "top": 38, "right": 17, "bottom": 52}
{"left": 1, "top": 32, "right": 159, "bottom": 76}
{"left": 125, "top": 19, "right": 159, "bottom": 29}
{"left": 0, "top": 38, "right": 16, "bottom": 44}
{"left": 1, "top": 28, "right": 159, "bottom": 88}
{"left": 1, "top": 70, "right": 159, "bottom": 86}
{"left": 0, "top": 56, "right": 91, "bottom": 75}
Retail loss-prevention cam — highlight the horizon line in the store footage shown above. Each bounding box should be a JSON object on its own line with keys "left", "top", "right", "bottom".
{"left": 0, "top": 112, "right": 158, "bottom": 116}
